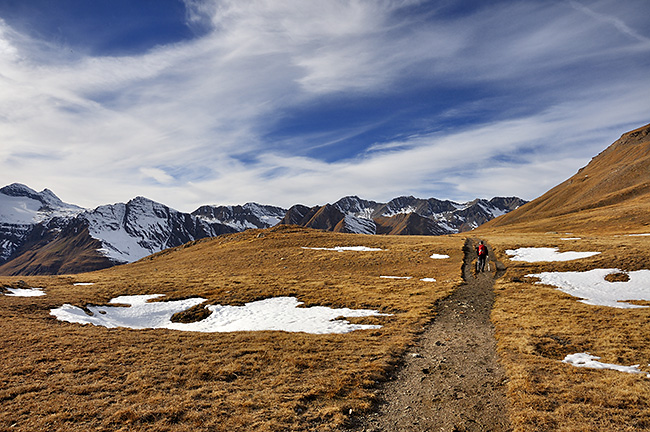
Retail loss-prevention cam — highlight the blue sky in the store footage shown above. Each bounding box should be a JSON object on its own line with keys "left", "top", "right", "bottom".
{"left": 0, "top": 0, "right": 648, "bottom": 212}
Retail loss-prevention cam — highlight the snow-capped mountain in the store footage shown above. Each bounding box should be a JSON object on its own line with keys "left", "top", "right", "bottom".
{"left": 84, "top": 197, "right": 237, "bottom": 263}
{"left": 0, "top": 184, "right": 84, "bottom": 262}
{"left": 0, "top": 184, "right": 239, "bottom": 274}
{"left": 192, "top": 203, "right": 286, "bottom": 231}
{"left": 279, "top": 195, "right": 526, "bottom": 235}
{"left": 0, "top": 183, "right": 525, "bottom": 275}
{"left": 0, "top": 183, "right": 84, "bottom": 224}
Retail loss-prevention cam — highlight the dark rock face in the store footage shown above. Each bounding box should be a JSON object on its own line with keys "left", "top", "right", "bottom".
{"left": 193, "top": 203, "right": 286, "bottom": 231}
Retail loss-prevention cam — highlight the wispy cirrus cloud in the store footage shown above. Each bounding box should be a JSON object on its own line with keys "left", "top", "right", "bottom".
{"left": 0, "top": 0, "right": 648, "bottom": 211}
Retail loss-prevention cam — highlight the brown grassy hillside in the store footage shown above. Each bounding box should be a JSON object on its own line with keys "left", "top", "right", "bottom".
{"left": 0, "top": 226, "right": 463, "bottom": 432}
{"left": 0, "top": 225, "right": 113, "bottom": 276}
{"left": 482, "top": 123, "right": 650, "bottom": 234}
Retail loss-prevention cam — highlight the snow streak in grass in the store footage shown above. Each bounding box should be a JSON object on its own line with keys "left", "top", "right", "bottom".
{"left": 429, "top": 254, "right": 450, "bottom": 259}
{"left": 4, "top": 287, "right": 45, "bottom": 297}
{"left": 563, "top": 353, "right": 650, "bottom": 378}
{"left": 380, "top": 276, "right": 436, "bottom": 282}
{"left": 50, "top": 295, "right": 390, "bottom": 334}
{"left": 301, "top": 246, "right": 385, "bottom": 252}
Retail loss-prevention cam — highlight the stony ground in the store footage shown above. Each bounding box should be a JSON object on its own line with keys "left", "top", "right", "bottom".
{"left": 349, "top": 239, "right": 512, "bottom": 432}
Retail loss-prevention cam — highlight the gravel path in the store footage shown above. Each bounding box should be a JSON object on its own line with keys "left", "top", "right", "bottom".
{"left": 349, "top": 239, "right": 512, "bottom": 432}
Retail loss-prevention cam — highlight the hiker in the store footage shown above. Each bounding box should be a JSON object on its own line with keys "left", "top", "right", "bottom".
{"left": 476, "top": 241, "right": 488, "bottom": 272}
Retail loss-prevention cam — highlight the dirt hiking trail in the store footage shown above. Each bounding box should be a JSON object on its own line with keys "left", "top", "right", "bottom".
{"left": 350, "top": 239, "right": 512, "bottom": 432}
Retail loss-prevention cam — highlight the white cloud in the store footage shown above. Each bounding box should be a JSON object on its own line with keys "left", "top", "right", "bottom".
{"left": 140, "top": 168, "right": 174, "bottom": 184}
{"left": 0, "top": 1, "right": 648, "bottom": 211}
{"left": 569, "top": 0, "right": 650, "bottom": 45}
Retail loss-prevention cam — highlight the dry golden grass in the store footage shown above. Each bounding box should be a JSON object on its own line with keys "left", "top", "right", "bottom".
{"left": 0, "top": 226, "right": 463, "bottom": 431}
{"left": 482, "top": 231, "right": 650, "bottom": 431}
{"left": 6, "top": 221, "right": 650, "bottom": 431}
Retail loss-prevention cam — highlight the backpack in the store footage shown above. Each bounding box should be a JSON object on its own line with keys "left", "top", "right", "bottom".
{"left": 477, "top": 244, "right": 487, "bottom": 256}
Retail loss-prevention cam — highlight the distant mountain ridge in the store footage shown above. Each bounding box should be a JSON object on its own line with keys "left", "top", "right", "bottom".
{"left": 0, "top": 183, "right": 524, "bottom": 275}
{"left": 279, "top": 196, "right": 525, "bottom": 235}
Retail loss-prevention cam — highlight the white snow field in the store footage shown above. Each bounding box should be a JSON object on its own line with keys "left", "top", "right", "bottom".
{"left": 50, "top": 295, "right": 390, "bottom": 334}
{"left": 563, "top": 353, "right": 650, "bottom": 378}
{"left": 4, "top": 287, "right": 45, "bottom": 297}
{"left": 506, "top": 247, "right": 600, "bottom": 262}
{"left": 301, "top": 246, "right": 385, "bottom": 252}
{"left": 527, "top": 268, "right": 650, "bottom": 308}
{"left": 429, "top": 254, "right": 450, "bottom": 259}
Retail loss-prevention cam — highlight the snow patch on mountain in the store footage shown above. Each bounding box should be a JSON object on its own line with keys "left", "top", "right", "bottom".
{"left": 0, "top": 183, "right": 84, "bottom": 224}
{"left": 381, "top": 205, "right": 418, "bottom": 217}
{"left": 84, "top": 197, "right": 228, "bottom": 264}
{"left": 340, "top": 215, "right": 377, "bottom": 234}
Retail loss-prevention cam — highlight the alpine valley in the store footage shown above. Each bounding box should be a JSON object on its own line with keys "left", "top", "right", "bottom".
{"left": 0, "top": 183, "right": 525, "bottom": 275}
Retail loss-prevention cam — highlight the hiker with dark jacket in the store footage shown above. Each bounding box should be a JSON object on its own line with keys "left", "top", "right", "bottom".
{"left": 476, "top": 241, "right": 488, "bottom": 272}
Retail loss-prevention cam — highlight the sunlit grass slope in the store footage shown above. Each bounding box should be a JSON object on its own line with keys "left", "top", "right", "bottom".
{"left": 483, "top": 122, "right": 650, "bottom": 234}
{"left": 0, "top": 225, "right": 463, "bottom": 431}
{"left": 483, "top": 232, "right": 650, "bottom": 431}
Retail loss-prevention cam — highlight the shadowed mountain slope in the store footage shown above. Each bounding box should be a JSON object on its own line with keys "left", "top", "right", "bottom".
{"left": 482, "top": 123, "right": 650, "bottom": 233}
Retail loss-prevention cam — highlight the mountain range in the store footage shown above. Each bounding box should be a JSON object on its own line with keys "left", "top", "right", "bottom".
{"left": 0, "top": 184, "right": 524, "bottom": 275}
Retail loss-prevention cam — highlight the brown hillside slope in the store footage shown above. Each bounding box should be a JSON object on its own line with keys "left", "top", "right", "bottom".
{"left": 0, "top": 225, "right": 113, "bottom": 276}
{"left": 0, "top": 225, "right": 464, "bottom": 432}
{"left": 482, "top": 123, "right": 650, "bottom": 233}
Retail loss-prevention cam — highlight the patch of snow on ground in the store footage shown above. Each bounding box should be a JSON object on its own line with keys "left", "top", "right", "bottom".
{"left": 301, "top": 246, "right": 385, "bottom": 252}
{"left": 380, "top": 276, "right": 412, "bottom": 279}
{"left": 430, "top": 254, "right": 450, "bottom": 259}
{"left": 50, "top": 295, "right": 389, "bottom": 334}
{"left": 560, "top": 238, "right": 581, "bottom": 241}
{"left": 506, "top": 247, "right": 600, "bottom": 262}
{"left": 563, "top": 353, "right": 650, "bottom": 378}
{"left": 628, "top": 233, "right": 650, "bottom": 237}
{"left": 420, "top": 278, "right": 436, "bottom": 282}
{"left": 5, "top": 287, "right": 45, "bottom": 297}
{"left": 73, "top": 283, "right": 94, "bottom": 286}
{"left": 527, "top": 268, "right": 650, "bottom": 308}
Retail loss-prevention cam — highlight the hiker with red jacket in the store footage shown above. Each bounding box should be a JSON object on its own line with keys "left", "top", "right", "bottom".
{"left": 476, "top": 241, "right": 488, "bottom": 272}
